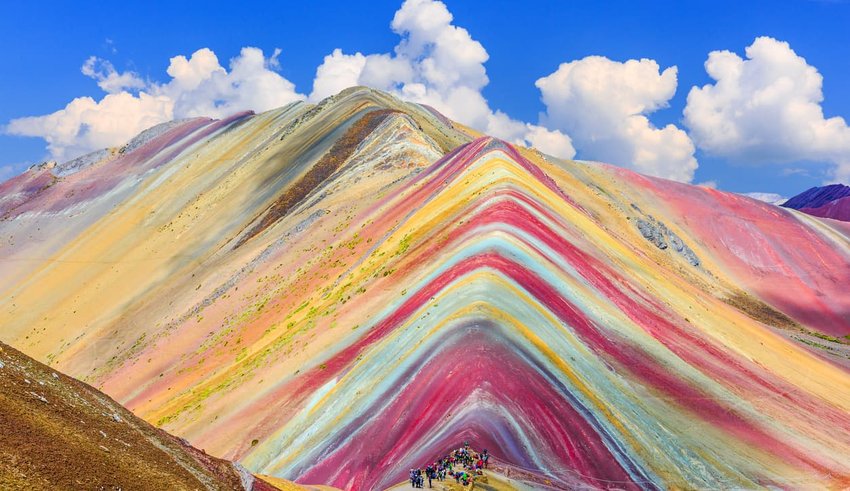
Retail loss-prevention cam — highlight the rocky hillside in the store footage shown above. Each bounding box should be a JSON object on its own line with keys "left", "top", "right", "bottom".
{"left": 1, "top": 87, "right": 850, "bottom": 489}
{"left": 0, "top": 341, "right": 281, "bottom": 491}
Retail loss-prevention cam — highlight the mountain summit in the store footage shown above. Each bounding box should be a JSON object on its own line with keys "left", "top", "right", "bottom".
{"left": 1, "top": 87, "right": 850, "bottom": 489}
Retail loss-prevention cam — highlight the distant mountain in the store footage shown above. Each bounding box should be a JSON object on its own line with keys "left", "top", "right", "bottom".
{"left": 783, "top": 184, "right": 850, "bottom": 221}
{"left": 1, "top": 87, "right": 850, "bottom": 489}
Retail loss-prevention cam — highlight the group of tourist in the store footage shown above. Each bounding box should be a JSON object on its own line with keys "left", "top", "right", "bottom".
{"left": 408, "top": 442, "right": 490, "bottom": 488}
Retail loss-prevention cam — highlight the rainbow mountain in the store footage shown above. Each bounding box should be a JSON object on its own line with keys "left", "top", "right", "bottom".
{"left": 2, "top": 87, "right": 850, "bottom": 490}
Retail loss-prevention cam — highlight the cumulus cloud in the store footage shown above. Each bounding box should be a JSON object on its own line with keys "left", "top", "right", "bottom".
{"left": 165, "top": 47, "right": 303, "bottom": 119}
{"left": 7, "top": 93, "right": 174, "bottom": 162}
{"left": 684, "top": 36, "right": 850, "bottom": 182}
{"left": 535, "top": 56, "right": 698, "bottom": 182}
{"left": 310, "top": 0, "right": 576, "bottom": 159}
{"left": 13, "top": 0, "right": 726, "bottom": 178}
{"left": 11, "top": 1, "right": 850, "bottom": 193}
{"left": 311, "top": 49, "right": 368, "bottom": 102}
{"left": 6, "top": 47, "right": 304, "bottom": 162}
{"left": 523, "top": 125, "right": 574, "bottom": 159}
{"left": 81, "top": 57, "right": 146, "bottom": 93}
{"left": 742, "top": 192, "right": 788, "bottom": 205}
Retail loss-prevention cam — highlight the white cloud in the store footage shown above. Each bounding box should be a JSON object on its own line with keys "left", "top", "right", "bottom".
{"left": 684, "top": 36, "right": 850, "bottom": 183}
{"left": 311, "top": 49, "right": 368, "bottom": 102}
{"left": 742, "top": 192, "right": 788, "bottom": 205}
{"left": 535, "top": 56, "right": 698, "bottom": 182}
{"left": 8, "top": 0, "right": 579, "bottom": 169}
{"left": 523, "top": 125, "right": 574, "bottom": 159}
{"left": 310, "top": 0, "right": 576, "bottom": 160}
{"left": 6, "top": 47, "right": 304, "bottom": 163}
{"left": 17, "top": 0, "right": 730, "bottom": 174}
{"left": 165, "top": 47, "right": 303, "bottom": 119}
{"left": 7, "top": 93, "right": 173, "bottom": 162}
{"left": 9, "top": 4, "right": 850, "bottom": 194}
{"left": 81, "top": 57, "right": 146, "bottom": 94}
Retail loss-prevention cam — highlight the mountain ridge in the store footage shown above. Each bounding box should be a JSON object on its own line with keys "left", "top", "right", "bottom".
{"left": 783, "top": 184, "right": 850, "bottom": 222}
{"left": 1, "top": 87, "right": 850, "bottom": 489}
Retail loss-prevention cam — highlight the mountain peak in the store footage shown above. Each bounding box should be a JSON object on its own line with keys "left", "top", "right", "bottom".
{"left": 2, "top": 86, "right": 850, "bottom": 489}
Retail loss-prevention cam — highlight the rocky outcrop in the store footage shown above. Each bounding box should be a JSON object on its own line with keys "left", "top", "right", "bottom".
{"left": 632, "top": 204, "right": 701, "bottom": 266}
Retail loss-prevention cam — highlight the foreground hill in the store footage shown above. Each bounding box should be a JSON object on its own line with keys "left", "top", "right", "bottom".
{"left": 0, "top": 341, "right": 281, "bottom": 490}
{"left": 2, "top": 87, "right": 850, "bottom": 489}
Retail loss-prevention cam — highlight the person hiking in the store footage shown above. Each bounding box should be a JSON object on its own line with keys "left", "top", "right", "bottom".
{"left": 402, "top": 442, "right": 491, "bottom": 487}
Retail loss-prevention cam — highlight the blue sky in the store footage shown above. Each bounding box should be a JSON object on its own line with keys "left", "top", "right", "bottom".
{"left": 2, "top": 0, "right": 849, "bottom": 198}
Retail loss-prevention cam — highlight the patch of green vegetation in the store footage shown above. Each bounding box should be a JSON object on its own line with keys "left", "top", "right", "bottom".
{"left": 131, "top": 333, "right": 147, "bottom": 350}
{"left": 342, "top": 232, "right": 363, "bottom": 250}
{"left": 397, "top": 233, "right": 412, "bottom": 255}
{"left": 809, "top": 331, "right": 848, "bottom": 344}
{"left": 794, "top": 336, "right": 835, "bottom": 352}
{"left": 197, "top": 327, "right": 234, "bottom": 354}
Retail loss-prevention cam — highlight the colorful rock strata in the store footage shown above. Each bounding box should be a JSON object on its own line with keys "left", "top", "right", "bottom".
{"left": 1, "top": 87, "right": 850, "bottom": 489}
